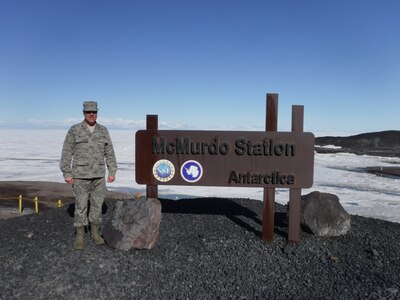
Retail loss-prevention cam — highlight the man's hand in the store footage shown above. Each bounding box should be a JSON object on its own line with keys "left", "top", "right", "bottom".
{"left": 107, "top": 176, "right": 116, "bottom": 183}
{"left": 65, "top": 177, "right": 74, "bottom": 184}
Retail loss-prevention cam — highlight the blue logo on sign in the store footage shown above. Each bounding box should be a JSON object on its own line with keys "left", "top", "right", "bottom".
{"left": 181, "top": 160, "right": 203, "bottom": 183}
{"left": 153, "top": 159, "right": 175, "bottom": 182}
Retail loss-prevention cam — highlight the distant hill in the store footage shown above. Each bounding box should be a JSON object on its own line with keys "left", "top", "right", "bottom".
{"left": 315, "top": 130, "right": 400, "bottom": 157}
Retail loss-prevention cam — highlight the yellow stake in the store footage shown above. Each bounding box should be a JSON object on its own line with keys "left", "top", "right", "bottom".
{"left": 57, "top": 199, "right": 62, "bottom": 208}
{"left": 136, "top": 192, "right": 141, "bottom": 200}
{"left": 19, "top": 195, "right": 22, "bottom": 214}
{"left": 34, "top": 196, "right": 39, "bottom": 213}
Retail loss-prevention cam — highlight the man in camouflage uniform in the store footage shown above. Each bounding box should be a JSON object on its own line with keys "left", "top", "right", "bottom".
{"left": 60, "top": 101, "right": 117, "bottom": 250}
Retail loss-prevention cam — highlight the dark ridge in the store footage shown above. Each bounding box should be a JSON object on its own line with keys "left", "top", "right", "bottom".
{"left": 315, "top": 130, "right": 400, "bottom": 157}
{"left": 316, "top": 130, "right": 400, "bottom": 148}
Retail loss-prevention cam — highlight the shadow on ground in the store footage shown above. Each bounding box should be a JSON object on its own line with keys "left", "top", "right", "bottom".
{"left": 65, "top": 197, "right": 289, "bottom": 239}
{"left": 159, "top": 197, "right": 288, "bottom": 239}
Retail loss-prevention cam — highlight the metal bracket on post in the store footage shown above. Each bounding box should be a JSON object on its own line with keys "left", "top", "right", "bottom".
{"left": 146, "top": 115, "right": 158, "bottom": 199}
{"left": 288, "top": 105, "right": 304, "bottom": 243}
{"left": 262, "top": 93, "right": 278, "bottom": 242}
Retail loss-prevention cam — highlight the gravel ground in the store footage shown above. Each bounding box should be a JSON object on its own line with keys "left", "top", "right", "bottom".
{"left": 1, "top": 197, "right": 400, "bottom": 299}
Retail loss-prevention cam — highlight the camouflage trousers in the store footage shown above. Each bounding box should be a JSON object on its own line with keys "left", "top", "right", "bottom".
{"left": 72, "top": 177, "right": 106, "bottom": 227}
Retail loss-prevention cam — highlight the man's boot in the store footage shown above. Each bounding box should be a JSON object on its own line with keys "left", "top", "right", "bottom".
{"left": 91, "top": 223, "right": 105, "bottom": 245}
{"left": 74, "top": 226, "right": 86, "bottom": 250}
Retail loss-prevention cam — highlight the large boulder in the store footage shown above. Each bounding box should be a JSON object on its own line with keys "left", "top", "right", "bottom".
{"left": 300, "top": 191, "right": 350, "bottom": 237}
{"left": 102, "top": 197, "right": 162, "bottom": 250}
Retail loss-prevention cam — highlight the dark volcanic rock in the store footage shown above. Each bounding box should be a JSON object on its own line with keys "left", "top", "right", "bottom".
{"left": 102, "top": 197, "right": 161, "bottom": 250}
{"left": 300, "top": 191, "right": 351, "bottom": 237}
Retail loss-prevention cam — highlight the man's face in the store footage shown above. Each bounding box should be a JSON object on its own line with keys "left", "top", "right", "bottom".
{"left": 84, "top": 111, "right": 97, "bottom": 126}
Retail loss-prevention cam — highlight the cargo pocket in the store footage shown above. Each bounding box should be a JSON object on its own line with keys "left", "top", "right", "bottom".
{"left": 94, "top": 161, "right": 106, "bottom": 177}
{"left": 97, "top": 137, "right": 108, "bottom": 152}
{"left": 74, "top": 160, "right": 90, "bottom": 177}
{"left": 76, "top": 136, "right": 89, "bottom": 144}
{"left": 75, "top": 136, "right": 89, "bottom": 153}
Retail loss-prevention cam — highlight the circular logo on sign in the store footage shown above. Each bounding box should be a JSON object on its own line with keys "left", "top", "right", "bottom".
{"left": 181, "top": 160, "right": 203, "bottom": 183}
{"left": 153, "top": 159, "right": 175, "bottom": 182}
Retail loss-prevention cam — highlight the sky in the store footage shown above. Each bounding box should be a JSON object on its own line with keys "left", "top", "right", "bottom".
{"left": 1, "top": 0, "right": 399, "bottom": 136}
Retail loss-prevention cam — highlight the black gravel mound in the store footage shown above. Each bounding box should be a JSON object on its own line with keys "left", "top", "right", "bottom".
{"left": 1, "top": 197, "right": 400, "bottom": 299}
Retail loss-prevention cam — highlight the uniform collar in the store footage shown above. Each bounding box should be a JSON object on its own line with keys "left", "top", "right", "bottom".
{"left": 80, "top": 120, "right": 97, "bottom": 133}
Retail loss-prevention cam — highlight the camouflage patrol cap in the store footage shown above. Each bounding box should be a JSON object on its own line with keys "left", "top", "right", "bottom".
{"left": 83, "top": 101, "right": 98, "bottom": 112}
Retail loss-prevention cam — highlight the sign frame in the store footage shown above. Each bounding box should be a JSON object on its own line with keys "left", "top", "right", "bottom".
{"left": 135, "top": 94, "right": 315, "bottom": 243}
{"left": 136, "top": 130, "right": 314, "bottom": 188}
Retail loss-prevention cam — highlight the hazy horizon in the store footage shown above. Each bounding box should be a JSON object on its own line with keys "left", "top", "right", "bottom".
{"left": 0, "top": 127, "right": 398, "bottom": 139}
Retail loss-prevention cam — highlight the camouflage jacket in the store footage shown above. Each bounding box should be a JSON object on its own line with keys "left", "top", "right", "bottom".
{"left": 60, "top": 121, "right": 117, "bottom": 179}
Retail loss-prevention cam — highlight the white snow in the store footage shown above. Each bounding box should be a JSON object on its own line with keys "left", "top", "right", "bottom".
{"left": 316, "top": 144, "right": 342, "bottom": 149}
{"left": 1, "top": 129, "right": 399, "bottom": 223}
